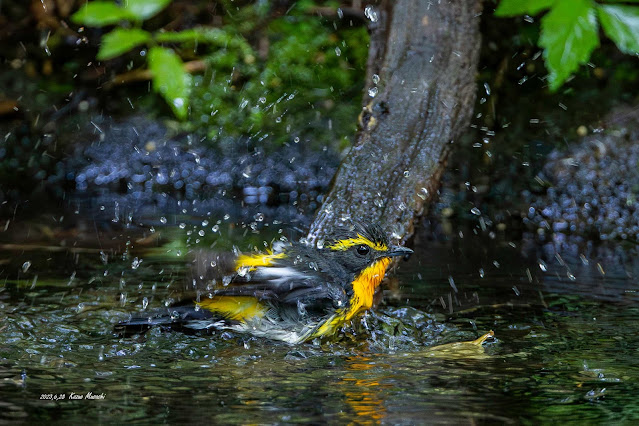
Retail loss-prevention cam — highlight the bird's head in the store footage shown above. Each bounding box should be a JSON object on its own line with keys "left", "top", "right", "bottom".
{"left": 321, "top": 222, "right": 413, "bottom": 275}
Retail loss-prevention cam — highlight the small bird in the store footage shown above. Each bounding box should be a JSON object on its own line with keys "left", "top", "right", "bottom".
{"left": 116, "top": 222, "right": 413, "bottom": 344}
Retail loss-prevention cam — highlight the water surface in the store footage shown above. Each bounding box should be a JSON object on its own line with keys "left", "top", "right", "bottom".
{"left": 1, "top": 208, "right": 638, "bottom": 424}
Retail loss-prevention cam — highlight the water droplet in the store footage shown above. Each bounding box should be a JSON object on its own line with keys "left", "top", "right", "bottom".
{"left": 470, "top": 207, "right": 481, "bottom": 215}
{"left": 596, "top": 263, "right": 605, "bottom": 276}
{"left": 112, "top": 201, "right": 120, "bottom": 223}
{"left": 131, "top": 257, "right": 142, "bottom": 269}
{"left": 368, "top": 87, "right": 378, "bottom": 97}
{"left": 448, "top": 276, "right": 458, "bottom": 293}
{"left": 142, "top": 297, "right": 149, "bottom": 310}
{"left": 255, "top": 213, "right": 264, "bottom": 222}
{"left": 484, "top": 82, "right": 491, "bottom": 95}
{"left": 403, "top": 170, "right": 410, "bottom": 177}
{"left": 364, "top": 5, "right": 378, "bottom": 22}
{"left": 160, "top": 216, "right": 167, "bottom": 224}
{"left": 179, "top": 223, "right": 186, "bottom": 229}
{"left": 173, "top": 98, "right": 184, "bottom": 108}
{"left": 372, "top": 74, "right": 380, "bottom": 84}
{"left": 337, "top": 8, "right": 343, "bottom": 18}
{"left": 22, "top": 261, "right": 31, "bottom": 272}
{"left": 335, "top": 47, "right": 341, "bottom": 56}
{"left": 198, "top": 230, "right": 205, "bottom": 237}
{"left": 539, "top": 261, "right": 547, "bottom": 272}
{"left": 479, "top": 268, "right": 485, "bottom": 278}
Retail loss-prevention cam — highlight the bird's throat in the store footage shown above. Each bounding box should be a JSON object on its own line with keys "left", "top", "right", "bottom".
{"left": 348, "top": 258, "right": 391, "bottom": 319}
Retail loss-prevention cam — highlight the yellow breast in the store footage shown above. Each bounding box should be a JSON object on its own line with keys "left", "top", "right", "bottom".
{"left": 346, "top": 257, "right": 391, "bottom": 320}
{"left": 308, "top": 258, "right": 392, "bottom": 340}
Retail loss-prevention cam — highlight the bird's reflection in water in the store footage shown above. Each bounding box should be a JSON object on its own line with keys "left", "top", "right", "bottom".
{"left": 339, "top": 355, "right": 390, "bottom": 423}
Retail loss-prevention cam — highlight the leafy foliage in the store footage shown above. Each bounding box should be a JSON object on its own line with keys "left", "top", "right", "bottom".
{"left": 72, "top": 0, "right": 190, "bottom": 117}
{"left": 598, "top": 4, "right": 639, "bottom": 54}
{"left": 70, "top": 0, "right": 368, "bottom": 147}
{"left": 97, "top": 28, "right": 152, "bottom": 60}
{"left": 148, "top": 47, "right": 192, "bottom": 119}
{"left": 539, "top": 0, "right": 599, "bottom": 91}
{"left": 70, "top": 1, "right": 135, "bottom": 26}
{"left": 123, "top": 0, "right": 172, "bottom": 21}
{"left": 188, "top": 9, "right": 367, "bottom": 146}
{"left": 494, "top": 0, "right": 555, "bottom": 16}
{"left": 496, "top": 0, "right": 639, "bottom": 91}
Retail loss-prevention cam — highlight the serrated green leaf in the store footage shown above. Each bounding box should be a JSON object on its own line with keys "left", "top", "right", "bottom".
{"left": 598, "top": 4, "right": 639, "bottom": 54}
{"left": 124, "top": 0, "right": 172, "bottom": 21}
{"left": 148, "top": 47, "right": 191, "bottom": 119}
{"left": 97, "top": 28, "right": 152, "bottom": 60}
{"left": 495, "top": 0, "right": 555, "bottom": 17}
{"left": 71, "top": 1, "right": 135, "bottom": 27}
{"left": 540, "top": 0, "right": 599, "bottom": 91}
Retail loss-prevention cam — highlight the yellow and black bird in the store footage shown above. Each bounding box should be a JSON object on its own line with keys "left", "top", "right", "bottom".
{"left": 117, "top": 222, "right": 412, "bottom": 344}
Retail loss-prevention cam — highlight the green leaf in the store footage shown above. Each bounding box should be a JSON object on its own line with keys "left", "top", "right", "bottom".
{"left": 71, "top": 1, "right": 134, "bottom": 27}
{"left": 598, "top": 4, "right": 639, "bottom": 54}
{"left": 148, "top": 46, "right": 191, "bottom": 119}
{"left": 97, "top": 28, "right": 152, "bottom": 60}
{"left": 123, "top": 0, "right": 172, "bottom": 21}
{"left": 495, "top": 0, "right": 555, "bottom": 16}
{"left": 539, "top": 0, "right": 599, "bottom": 91}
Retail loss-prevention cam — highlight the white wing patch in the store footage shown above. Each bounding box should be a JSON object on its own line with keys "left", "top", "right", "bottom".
{"left": 254, "top": 266, "right": 307, "bottom": 286}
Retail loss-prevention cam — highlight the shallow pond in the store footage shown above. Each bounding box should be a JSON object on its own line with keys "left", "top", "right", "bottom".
{"left": 1, "top": 204, "right": 639, "bottom": 424}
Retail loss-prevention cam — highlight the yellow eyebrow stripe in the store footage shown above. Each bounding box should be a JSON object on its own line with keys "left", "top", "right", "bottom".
{"left": 328, "top": 234, "right": 387, "bottom": 251}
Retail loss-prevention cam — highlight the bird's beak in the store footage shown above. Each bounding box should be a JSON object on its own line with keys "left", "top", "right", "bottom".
{"left": 386, "top": 245, "right": 413, "bottom": 260}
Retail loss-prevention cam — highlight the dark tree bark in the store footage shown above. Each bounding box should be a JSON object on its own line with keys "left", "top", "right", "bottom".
{"left": 308, "top": 0, "right": 482, "bottom": 244}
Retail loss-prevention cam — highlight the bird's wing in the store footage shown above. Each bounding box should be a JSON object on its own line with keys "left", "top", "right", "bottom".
{"left": 209, "top": 266, "right": 348, "bottom": 312}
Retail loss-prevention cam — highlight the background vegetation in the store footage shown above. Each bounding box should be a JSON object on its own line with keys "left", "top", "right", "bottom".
{"left": 1, "top": 0, "right": 639, "bottom": 208}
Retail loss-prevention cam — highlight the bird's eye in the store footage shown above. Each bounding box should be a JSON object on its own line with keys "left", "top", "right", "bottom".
{"left": 356, "top": 245, "right": 370, "bottom": 256}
